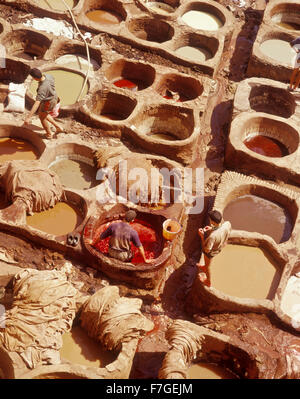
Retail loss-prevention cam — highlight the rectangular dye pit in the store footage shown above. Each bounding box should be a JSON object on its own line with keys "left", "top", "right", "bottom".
{"left": 209, "top": 244, "right": 281, "bottom": 300}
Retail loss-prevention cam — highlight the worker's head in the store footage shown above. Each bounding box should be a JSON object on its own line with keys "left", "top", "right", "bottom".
{"left": 29, "top": 68, "right": 43, "bottom": 81}
{"left": 208, "top": 210, "right": 222, "bottom": 227}
{"left": 125, "top": 210, "right": 136, "bottom": 223}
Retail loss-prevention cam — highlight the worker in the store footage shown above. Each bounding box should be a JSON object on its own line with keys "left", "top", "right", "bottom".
{"left": 288, "top": 37, "right": 300, "bottom": 91}
{"left": 92, "top": 210, "right": 151, "bottom": 263}
{"left": 197, "top": 210, "right": 231, "bottom": 285}
{"left": 23, "top": 68, "right": 63, "bottom": 139}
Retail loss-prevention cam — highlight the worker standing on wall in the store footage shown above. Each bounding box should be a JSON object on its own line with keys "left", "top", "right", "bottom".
{"left": 197, "top": 210, "right": 231, "bottom": 286}
{"left": 288, "top": 37, "right": 300, "bottom": 92}
{"left": 23, "top": 68, "right": 63, "bottom": 139}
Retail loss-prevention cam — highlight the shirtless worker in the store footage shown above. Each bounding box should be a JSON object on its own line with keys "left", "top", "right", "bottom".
{"left": 91, "top": 210, "right": 151, "bottom": 264}
{"left": 288, "top": 37, "right": 300, "bottom": 91}
{"left": 23, "top": 68, "right": 63, "bottom": 139}
{"left": 197, "top": 210, "right": 231, "bottom": 285}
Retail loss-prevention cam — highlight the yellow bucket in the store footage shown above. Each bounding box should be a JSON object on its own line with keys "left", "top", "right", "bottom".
{"left": 162, "top": 219, "right": 181, "bottom": 240}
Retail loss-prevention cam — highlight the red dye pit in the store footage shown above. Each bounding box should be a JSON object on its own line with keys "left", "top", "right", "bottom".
{"left": 244, "top": 135, "right": 289, "bottom": 158}
{"left": 113, "top": 79, "right": 138, "bottom": 91}
{"left": 92, "top": 219, "right": 161, "bottom": 264}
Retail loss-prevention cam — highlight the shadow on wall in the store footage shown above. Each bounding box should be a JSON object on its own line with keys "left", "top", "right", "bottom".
{"left": 229, "top": 8, "right": 264, "bottom": 82}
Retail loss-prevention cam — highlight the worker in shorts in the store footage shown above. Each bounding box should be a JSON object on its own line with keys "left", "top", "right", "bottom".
{"left": 288, "top": 37, "right": 300, "bottom": 91}
{"left": 23, "top": 68, "right": 63, "bottom": 139}
{"left": 197, "top": 210, "right": 231, "bottom": 285}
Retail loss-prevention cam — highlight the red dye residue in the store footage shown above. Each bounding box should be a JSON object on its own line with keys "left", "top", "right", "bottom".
{"left": 113, "top": 79, "right": 138, "bottom": 91}
{"left": 244, "top": 135, "right": 288, "bottom": 158}
{"left": 92, "top": 219, "right": 161, "bottom": 264}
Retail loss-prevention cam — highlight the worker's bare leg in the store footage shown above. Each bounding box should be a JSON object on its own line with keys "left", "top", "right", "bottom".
{"left": 39, "top": 112, "right": 52, "bottom": 138}
{"left": 289, "top": 68, "right": 299, "bottom": 89}
{"left": 46, "top": 114, "right": 63, "bottom": 133}
{"left": 294, "top": 69, "right": 300, "bottom": 90}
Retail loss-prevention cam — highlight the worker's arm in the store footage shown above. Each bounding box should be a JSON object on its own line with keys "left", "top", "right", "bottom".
{"left": 138, "top": 245, "right": 151, "bottom": 263}
{"left": 24, "top": 100, "right": 41, "bottom": 124}
{"left": 197, "top": 226, "right": 212, "bottom": 267}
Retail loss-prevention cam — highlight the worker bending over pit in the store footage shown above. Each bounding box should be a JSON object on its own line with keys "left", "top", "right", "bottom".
{"left": 23, "top": 68, "right": 63, "bottom": 139}
{"left": 92, "top": 210, "right": 151, "bottom": 264}
{"left": 197, "top": 210, "right": 231, "bottom": 285}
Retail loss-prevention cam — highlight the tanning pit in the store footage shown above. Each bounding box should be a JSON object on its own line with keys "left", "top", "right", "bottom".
{"left": 105, "top": 59, "right": 155, "bottom": 92}
{"left": 156, "top": 73, "right": 203, "bottom": 102}
{"left": 41, "top": 143, "right": 98, "bottom": 191}
{"left": 127, "top": 18, "right": 174, "bottom": 43}
{"left": 2, "top": 29, "right": 52, "bottom": 61}
{"left": 26, "top": 191, "right": 87, "bottom": 238}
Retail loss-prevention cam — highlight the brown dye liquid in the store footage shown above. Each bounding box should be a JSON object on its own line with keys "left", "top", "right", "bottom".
{"left": 244, "top": 135, "right": 289, "bottom": 157}
{"left": 223, "top": 194, "right": 292, "bottom": 243}
{"left": 260, "top": 39, "right": 294, "bottom": 64}
{"left": 149, "top": 132, "right": 179, "bottom": 141}
{"left": 60, "top": 326, "right": 115, "bottom": 368}
{"left": 210, "top": 244, "right": 281, "bottom": 299}
{"left": 39, "top": 0, "right": 75, "bottom": 11}
{"left": 0, "top": 137, "right": 38, "bottom": 163}
{"left": 26, "top": 202, "right": 83, "bottom": 236}
{"left": 188, "top": 362, "right": 237, "bottom": 379}
{"left": 175, "top": 46, "right": 212, "bottom": 62}
{"left": 30, "top": 70, "right": 88, "bottom": 106}
{"left": 86, "top": 10, "right": 122, "bottom": 24}
{"left": 50, "top": 159, "right": 97, "bottom": 190}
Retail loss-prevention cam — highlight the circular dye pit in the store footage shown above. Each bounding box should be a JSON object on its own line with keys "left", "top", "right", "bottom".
{"left": 244, "top": 135, "right": 289, "bottom": 157}
{"left": 260, "top": 39, "right": 295, "bottom": 65}
{"left": 0, "top": 137, "right": 39, "bottom": 163}
{"left": 113, "top": 78, "right": 139, "bottom": 92}
{"left": 188, "top": 362, "right": 237, "bottom": 379}
{"left": 55, "top": 55, "right": 100, "bottom": 73}
{"left": 175, "top": 45, "right": 212, "bottom": 62}
{"left": 61, "top": 326, "right": 115, "bottom": 368}
{"left": 92, "top": 219, "right": 161, "bottom": 264}
{"left": 272, "top": 14, "right": 300, "bottom": 31}
{"left": 26, "top": 202, "right": 83, "bottom": 236}
{"left": 181, "top": 10, "right": 223, "bottom": 31}
{"left": 223, "top": 194, "right": 293, "bottom": 243}
{"left": 30, "top": 70, "right": 88, "bottom": 106}
{"left": 49, "top": 159, "right": 97, "bottom": 190}
{"left": 210, "top": 244, "right": 281, "bottom": 299}
{"left": 147, "top": 2, "right": 175, "bottom": 15}
{"left": 38, "top": 0, "right": 75, "bottom": 11}
{"left": 86, "top": 9, "right": 122, "bottom": 25}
